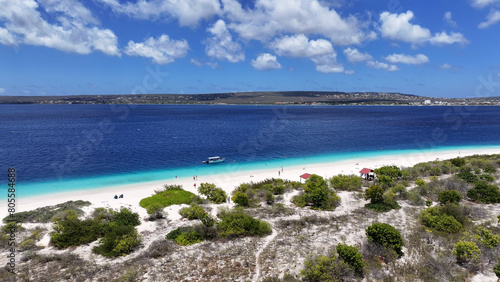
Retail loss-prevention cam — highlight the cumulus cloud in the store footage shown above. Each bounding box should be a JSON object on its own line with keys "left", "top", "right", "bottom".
{"left": 222, "top": 0, "right": 376, "bottom": 45}
{"left": 190, "top": 58, "right": 204, "bottom": 67}
{"left": 205, "top": 19, "right": 244, "bottom": 62}
{"left": 251, "top": 53, "right": 282, "bottom": 71}
{"left": 384, "top": 53, "right": 429, "bottom": 64}
{"left": 0, "top": 0, "right": 120, "bottom": 55}
{"left": 366, "top": 60, "right": 399, "bottom": 71}
{"left": 343, "top": 48, "right": 372, "bottom": 63}
{"left": 471, "top": 0, "right": 500, "bottom": 8}
{"left": 443, "top": 11, "right": 457, "bottom": 27}
{"left": 96, "top": 0, "right": 221, "bottom": 27}
{"left": 311, "top": 54, "right": 345, "bottom": 73}
{"left": 0, "top": 88, "right": 5, "bottom": 94}
{"left": 271, "top": 34, "right": 333, "bottom": 57}
{"left": 124, "top": 34, "right": 188, "bottom": 64}
{"left": 379, "top": 11, "right": 468, "bottom": 46}
{"left": 478, "top": 9, "right": 500, "bottom": 28}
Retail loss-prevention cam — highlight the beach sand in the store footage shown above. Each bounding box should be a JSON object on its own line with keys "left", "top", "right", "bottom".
{"left": 3, "top": 146, "right": 498, "bottom": 220}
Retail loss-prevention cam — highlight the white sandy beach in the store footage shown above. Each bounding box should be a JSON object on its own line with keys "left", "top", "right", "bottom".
{"left": 2, "top": 147, "right": 498, "bottom": 220}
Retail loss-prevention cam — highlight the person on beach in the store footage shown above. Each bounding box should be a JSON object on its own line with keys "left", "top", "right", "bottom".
{"left": 278, "top": 171, "right": 280, "bottom": 176}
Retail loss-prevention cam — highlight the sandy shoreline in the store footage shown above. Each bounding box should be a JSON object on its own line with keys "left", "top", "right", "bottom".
{"left": 2, "top": 147, "right": 499, "bottom": 220}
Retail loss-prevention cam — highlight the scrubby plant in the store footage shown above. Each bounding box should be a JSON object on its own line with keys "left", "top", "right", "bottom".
{"left": 179, "top": 204, "right": 207, "bottom": 220}
{"left": 364, "top": 184, "right": 400, "bottom": 212}
{"left": 93, "top": 225, "right": 141, "bottom": 257}
{"left": 3, "top": 200, "right": 91, "bottom": 224}
{"left": 467, "top": 181, "right": 500, "bottom": 203}
{"left": 295, "top": 174, "right": 341, "bottom": 210}
{"left": 301, "top": 253, "right": 353, "bottom": 282}
{"left": 484, "top": 165, "right": 497, "bottom": 174}
{"left": 451, "top": 157, "right": 466, "bottom": 167}
{"left": 146, "top": 202, "right": 165, "bottom": 220}
{"left": 438, "top": 190, "right": 462, "bottom": 205}
{"left": 265, "top": 190, "right": 275, "bottom": 205}
{"left": 50, "top": 210, "right": 102, "bottom": 248}
{"left": 374, "top": 165, "right": 403, "bottom": 179}
{"left": 473, "top": 226, "right": 500, "bottom": 249}
{"left": 139, "top": 186, "right": 201, "bottom": 212}
{"left": 166, "top": 227, "right": 204, "bottom": 246}
{"left": 457, "top": 171, "right": 478, "bottom": 184}
{"left": 495, "top": 256, "right": 500, "bottom": 278}
{"left": 232, "top": 191, "right": 249, "bottom": 207}
{"left": 454, "top": 241, "right": 481, "bottom": 264}
{"left": 330, "top": 174, "right": 362, "bottom": 191}
{"left": 365, "top": 223, "right": 404, "bottom": 257}
{"left": 216, "top": 210, "right": 272, "bottom": 239}
{"left": 336, "top": 243, "right": 364, "bottom": 275}
{"left": 419, "top": 206, "right": 463, "bottom": 233}
{"left": 198, "top": 183, "right": 227, "bottom": 204}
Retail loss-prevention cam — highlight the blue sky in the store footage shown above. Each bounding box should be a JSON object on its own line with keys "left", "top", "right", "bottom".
{"left": 1, "top": 0, "right": 500, "bottom": 98}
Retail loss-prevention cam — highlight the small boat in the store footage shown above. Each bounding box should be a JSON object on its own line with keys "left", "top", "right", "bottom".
{"left": 202, "top": 156, "right": 225, "bottom": 164}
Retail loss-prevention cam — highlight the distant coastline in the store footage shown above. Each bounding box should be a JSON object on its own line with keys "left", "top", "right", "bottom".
{"left": 1, "top": 91, "right": 500, "bottom": 105}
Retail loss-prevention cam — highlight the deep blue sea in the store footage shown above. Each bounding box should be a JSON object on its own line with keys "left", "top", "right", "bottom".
{"left": 2, "top": 104, "right": 500, "bottom": 198}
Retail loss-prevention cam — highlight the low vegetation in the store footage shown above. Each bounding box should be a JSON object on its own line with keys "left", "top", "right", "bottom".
{"left": 292, "top": 174, "right": 341, "bottom": 210}
{"left": 3, "top": 200, "right": 91, "bottom": 223}
{"left": 365, "top": 223, "right": 404, "bottom": 258}
{"left": 198, "top": 183, "right": 227, "bottom": 204}
{"left": 139, "top": 185, "right": 202, "bottom": 212}
{"left": 232, "top": 178, "right": 303, "bottom": 207}
{"left": 329, "top": 174, "right": 362, "bottom": 191}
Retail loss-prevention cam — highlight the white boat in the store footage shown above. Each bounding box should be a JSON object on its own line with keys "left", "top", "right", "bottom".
{"left": 202, "top": 156, "right": 225, "bottom": 164}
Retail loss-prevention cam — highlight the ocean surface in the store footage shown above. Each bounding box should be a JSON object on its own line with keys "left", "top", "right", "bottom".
{"left": 2, "top": 104, "right": 500, "bottom": 198}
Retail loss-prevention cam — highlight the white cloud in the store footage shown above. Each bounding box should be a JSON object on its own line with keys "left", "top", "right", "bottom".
{"left": 38, "top": 0, "right": 99, "bottom": 25}
{"left": 96, "top": 0, "right": 221, "bottom": 27}
{"left": 440, "top": 63, "right": 453, "bottom": 69}
{"left": 379, "top": 11, "right": 468, "bottom": 46}
{"left": 428, "top": 32, "right": 469, "bottom": 45}
{"left": 0, "top": 0, "right": 120, "bottom": 55}
{"left": 205, "top": 19, "right": 244, "bottom": 62}
{"left": 443, "top": 11, "right": 457, "bottom": 27}
{"left": 0, "top": 88, "right": 5, "bottom": 94}
{"left": 251, "top": 53, "right": 282, "bottom": 70}
{"left": 0, "top": 27, "right": 16, "bottom": 45}
{"left": 271, "top": 34, "right": 333, "bottom": 57}
{"left": 478, "top": 9, "right": 500, "bottom": 28}
{"left": 311, "top": 54, "right": 345, "bottom": 73}
{"left": 124, "top": 34, "right": 188, "bottom": 64}
{"left": 471, "top": 0, "right": 500, "bottom": 8}
{"left": 343, "top": 48, "right": 372, "bottom": 63}
{"left": 222, "top": 0, "right": 376, "bottom": 45}
{"left": 384, "top": 53, "right": 429, "bottom": 64}
{"left": 190, "top": 58, "right": 204, "bottom": 67}
{"left": 379, "top": 11, "right": 430, "bottom": 44}
{"left": 366, "top": 60, "right": 399, "bottom": 71}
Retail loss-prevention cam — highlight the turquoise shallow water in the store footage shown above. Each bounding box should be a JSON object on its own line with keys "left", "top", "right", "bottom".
{"left": 12, "top": 144, "right": 499, "bottom": 199}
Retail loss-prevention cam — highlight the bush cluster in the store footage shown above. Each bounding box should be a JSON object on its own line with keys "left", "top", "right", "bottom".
{"left": 365, "top": 223, "right": 404, "bottom": 257}
{"left": 364, "top": 184, "right": 400, "bottom": 212}
{"left": 50, "top": 208, "right": 141, "bottom": 257}
{"left": 301, "top": 245, "right": 363, "bottom": 281}
{"left": 419, "top": 205, "right": 466, "bottom": 233}
{"left": 3, "top": 200, "right": 91, "bottom": 223}
{"left": 438, "top": 190, "right": 462, "bottom": 205}
{"left": 467, "top": 181, "right": 500, "bottom": 203}
{"left": 139, "top": 186, "right": 202, "bottom": 212}
{"left": 330, "top": 174, "right": 362, "bottom": 191}
{"left": 292, "top": 174, "right": 341, "bottom": 211}
{"left": 336, "top": 244, "right": 364, "bottom": 275}
{"left": 179, "top": 204, "right": 207, "bottom": 220}
{"left": 231, "top": 178, "right": 302, "bottom": 207}
{"left": 198, "top": 183, "right": 227, "bottom": 204}
{"left": 454, "top": 241, "right": 481, "bottom": 264}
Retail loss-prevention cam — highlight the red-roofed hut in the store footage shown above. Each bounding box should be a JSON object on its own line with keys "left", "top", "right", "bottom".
{"left": 359, "top": 168, "right": 374, "bottom": 180}
{"left": 300, "top": 173, "right": 311, "bottom": 183}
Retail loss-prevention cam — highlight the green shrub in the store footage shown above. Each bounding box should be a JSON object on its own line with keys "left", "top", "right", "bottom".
{"left": 457, "top": 171, "right": 478, "bottom": 184}
{"left": 365, "top": 184, "right": 400, "bottom": 212}
{"left": 198, "top": 183, "right": 227, "bottom": 204}
{"left": 302, "top": 174, "right": 341, "bottom": 210}
{"left": 336, "top": 244, "right": 363, "bottom": 274}
{"left": 291, "top": 193, "right": 307, "bottom": 208}
{"left": 179, "top": 204, "right": 207, "bottom": 220}
{"left": 265, "top": 190, "right": 275, "bottom": 205}
{"left": 474, "top": 226, "right": 500, "bottom": 248}
{"left": 365, "top": 223, "right": 404, "bottom": 257}
{"left": 93, "top": 225, "right": 141, "bottom": 257}
{"left": 139, "top": 186, "right": 201, "bottom": 211}
{"left": 494, "top": 256, "right": 500, "bottom": 278}
{"left": 484, "top": 165, "right": 497, "bottom": 174}
{"left": 374, "top": 166, "right": 403, "bottom": 179}
{"left": 232, "top": 191, "right": 249, "bottom": 207}
{"left": 479, "top": 174, "right": 495, "bottom": 182}
{"left": 419, "top": 206, "right": 463, "bottom": 233}
{"left": 113, "top": 208, "right": 140, "bottom": 226}
{"left": 19, "top": 238, "right": 36, "bottom": 251}
{"left": 217, "top": 210, "right": 272, "bottom": 239}
{"left": 451, "top": 157, "right": 466, "bottom": 167}
{"left": 454, "top": 241, "right": 481, "bottom": 264}
{"left": 365, "top": 185, "right": 384, "bottom": 204}
{"left": 330, "top": 174, "right": 362, "bottom": 191}
{"left": 301, "top": 254, "right": 352, "bottom": 282}
{"left": 3, "top": 200, "right": 91, "bottom": 223}
{"left": 467, "top": 181, "right": 500, "bottom": 203}
{"left": 146, "top": 202, "right": 165, "bottom": 220}
{"left": 50, "top": 210, "right": 102, "bottom": 248}
{"left": 438, "top": 190, "right": 462, "bottom": 205}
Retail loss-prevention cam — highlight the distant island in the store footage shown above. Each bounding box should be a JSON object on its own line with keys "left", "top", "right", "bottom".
{"left": 1, "top": 91, "right": 500, "bottom": 105}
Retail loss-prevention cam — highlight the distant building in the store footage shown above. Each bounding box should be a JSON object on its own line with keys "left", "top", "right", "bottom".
{"left": 359, "top": 168, "right": 375, "bottom": 180}
{"left": 424, "top": 100, "right": 432, "bottom": 105}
